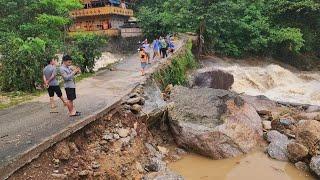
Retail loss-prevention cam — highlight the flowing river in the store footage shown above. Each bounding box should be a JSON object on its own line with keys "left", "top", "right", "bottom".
{"left": 200, "top": 56, "right": 320, "bottom": 106}
{"left": 169, "top": 56, "right": 319, "bottom": 180}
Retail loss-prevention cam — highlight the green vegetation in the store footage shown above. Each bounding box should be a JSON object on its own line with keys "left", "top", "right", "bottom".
{"left": 0, "top": 0, "right": 82, "bottom": 92}
{"left": 136, "top": 0, "right": 320, "bottom": 64}
{"left": 153, "top": 40, "right": 198, "bottom": 89}
{"left": 68, "top": 33, "right": 108, "bottom": 73}
{"left": 0, "top": 0, "right": 109, "bottom": 92}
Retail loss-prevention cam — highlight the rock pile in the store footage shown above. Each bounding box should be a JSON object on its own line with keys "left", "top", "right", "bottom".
{"left": 249, "top": 95, "right": 320, "bottom": 177}
{"left": 123, "top": 85, "right": 145, "bottom": 114}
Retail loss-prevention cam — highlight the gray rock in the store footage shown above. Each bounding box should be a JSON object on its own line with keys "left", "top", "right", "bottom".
{"left": 295, "top": 161, "right": 309, "bottom": 172}
{"left": 267, "top": 140, "right": 289, "bottom": 161}
{"left": 266, "top": 130, "right": 288, "bottom": 143}
{"left": 168, "top": 86, "right": 263, "bottom": 159}
{"left": 143, "top": 170, "right": 184, "bottom": 180}
{"left": 310, "top": 155, "right": 320, "bottom": 177}
{"left": 192, "top": 68, "right": 234, "bottom": 90}
{"left": 146, "top": 157, "right": 167, "bottom": 172}
{"left": 145, "top": 143, "right": 164, "bottom": 159}
{"left": 306, "top": 105, "right": 320, "bottom": 113}
{"left": 103, "top": 133, "right": 113, "bottom": 141}
{"left": 117, "top": 128, "right": 130, "bottom": 138}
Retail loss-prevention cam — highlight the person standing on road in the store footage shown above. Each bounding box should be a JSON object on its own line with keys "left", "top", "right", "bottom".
{"left": 142, "top": 39, "right": 151, "bottom": 64}
{"left": 160, "top": 37, "right": 168, "bottom": 58}
{"left": 152, "top": 37, "right": 161, "bottom": 60}
{"left": 139, "top": 47, "right": 148, "bottom": 76}
{"left": 43, "top": 58, "right": 67, "bottom": 113}
{"left": 60, "top": 55, "right": 82, "bottom": 117}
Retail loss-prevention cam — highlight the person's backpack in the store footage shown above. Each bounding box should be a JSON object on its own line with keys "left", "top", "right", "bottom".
{"left": 160, "top": 40, "right": 167, "bottom": 48}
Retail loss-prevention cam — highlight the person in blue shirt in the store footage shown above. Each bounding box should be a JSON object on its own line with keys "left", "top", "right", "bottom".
{"left": 152, "top": 37, "right": 161, "bottom": 60}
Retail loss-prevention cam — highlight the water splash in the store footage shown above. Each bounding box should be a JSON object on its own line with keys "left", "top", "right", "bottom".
{"left": 205, "top": 61, "right": 320, "bottom": 106}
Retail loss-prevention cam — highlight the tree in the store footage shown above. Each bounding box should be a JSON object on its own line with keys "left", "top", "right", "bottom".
{"left": 0, "top": 0, "right": 82, "bottom": 91}
{"left": 69, "top": 33, "right": 108, "bottom": 73}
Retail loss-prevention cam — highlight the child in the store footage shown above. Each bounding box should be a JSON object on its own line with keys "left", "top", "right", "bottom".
{"left": 60, "top": 55, "right": 82, "bottom": 117}
{"left": 43, "top": 58, "right": 67, "bottom": 113}
{"left": 139, "top": 48, "right": 148, "bottom": 76}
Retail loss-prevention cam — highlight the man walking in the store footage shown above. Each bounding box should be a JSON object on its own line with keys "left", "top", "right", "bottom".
{"left": 43, "top": 58, "right": 67, "bottom": 113}
{"left": 60, "top": 55, "right": 81, "bottom": 117}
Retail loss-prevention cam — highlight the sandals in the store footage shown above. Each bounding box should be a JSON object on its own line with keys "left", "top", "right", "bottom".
{"left": 70, "top": 111, "right": 81, "bottom": 117}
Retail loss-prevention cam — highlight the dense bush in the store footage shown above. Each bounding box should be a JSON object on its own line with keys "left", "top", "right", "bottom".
{"left": 136, "top": 0, "right": 319, "bottom": 58}
{"left": 68, "top": 33, "right": 108, "bottom": 73}
{"left": 153, "top": 40, "right": 198, "bottom": 88}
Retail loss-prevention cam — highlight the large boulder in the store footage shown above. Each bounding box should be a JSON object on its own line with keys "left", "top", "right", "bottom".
{"left": 295, "top": 120, "right": 320, "bottom": 156}
{"left": 192, "top": 68, "right": 234, "bottom": 90}
{"left": 168, "top": 86, "right": 263, "bottom": 159}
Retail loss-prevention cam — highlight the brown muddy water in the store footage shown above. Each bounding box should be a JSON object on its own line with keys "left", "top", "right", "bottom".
{"left": 201, "top": 57, "right": 320, "bottom": 106}
{"left": 170, "top": 152, "right": 315, "bottom": 180}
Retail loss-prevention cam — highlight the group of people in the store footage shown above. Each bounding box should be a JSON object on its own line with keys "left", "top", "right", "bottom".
{"left": 139, "top": 35, "right": 175, "bottom": 75}
{"left": 43, "top": 55, "right": 81, "bottom": 117}
{"left": 43, "top": 35, "right": 175, "bottom": 116}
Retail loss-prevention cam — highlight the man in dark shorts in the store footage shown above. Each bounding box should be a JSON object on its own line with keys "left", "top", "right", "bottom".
{"left": 43, "top": 58, "right": 67, "bottom": 113}
{"left": 60, "top": 55, "right": 81, "bottom": 117}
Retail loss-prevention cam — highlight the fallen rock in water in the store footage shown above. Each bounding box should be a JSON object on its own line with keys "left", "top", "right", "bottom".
{"left": 295, "top": 120, "right": 320, "bottom": 156}
{"left": 145, "top": 157, "right": 167, "bottom": 172}
{"left": 192, "top": 69, "right": 234, "bottom": 90}
{"left": 168, "top": 86, "right": 263, "bottom": 159}
{"left": 287, "top": 142, "right": 309, "bottom": 162}
{"left": 143, "top": 170, "right": 184, "bottom": 180}
{"left": 267, "top": 141, "right": 289, "bottom": 161}
{"left": 266, "top": 131, "right": 290, "bottom": 161}
{"left": 54, "top": 141, "right": 71, "bottom": 160}
{"left": 295, "top": 161, "right": 309, "bottom": 172}
{"left": 310, "top": 155, "right": 320, "bottom": 177}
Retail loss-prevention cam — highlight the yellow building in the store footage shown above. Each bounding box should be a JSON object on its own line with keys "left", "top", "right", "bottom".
{"left": 69, "top": 0, "right": 134, "bottom": 36}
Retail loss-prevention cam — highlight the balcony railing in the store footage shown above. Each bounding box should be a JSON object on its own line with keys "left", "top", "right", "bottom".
{"left": 70, "top": 6, "right": 133, "bottom": 18}
{"left": 69, "top": 29, "right": 120, "bottom": 36}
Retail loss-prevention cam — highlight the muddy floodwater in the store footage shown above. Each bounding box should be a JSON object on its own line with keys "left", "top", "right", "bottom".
{"left": 201, "top": 57, "right": 320, "bottom": 106}
{"left": 170, "top": 152, "right": 315, "bottom": 180}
